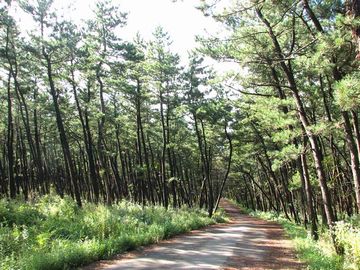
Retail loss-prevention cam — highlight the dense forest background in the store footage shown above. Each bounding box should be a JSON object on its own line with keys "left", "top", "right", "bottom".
{"left": 1, "top": 0, "right": 360, "bottom": 251}
{"left": 0, "top": 0, "right": 233, "bottom": 218}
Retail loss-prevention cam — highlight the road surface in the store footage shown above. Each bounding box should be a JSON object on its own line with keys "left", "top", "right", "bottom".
{"left": 83, "top": 200, "right": 303, "bottom": 270}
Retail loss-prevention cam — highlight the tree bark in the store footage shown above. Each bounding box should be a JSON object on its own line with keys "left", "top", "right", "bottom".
{"left": 44, "top": 52, "right": 82, "bottom": 207}
{"left": 300, "top": 144, "right": 318, "bottom": 240}
{"left": 342, "top": 111, "right": 360, "bottom": 211}
{"left": 214, "top": 124, "right": 233, "bottom": 212}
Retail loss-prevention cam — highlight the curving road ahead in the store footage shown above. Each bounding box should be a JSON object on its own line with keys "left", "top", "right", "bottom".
{"left": 83, "top": 200, "right": 303, "bottom": 270}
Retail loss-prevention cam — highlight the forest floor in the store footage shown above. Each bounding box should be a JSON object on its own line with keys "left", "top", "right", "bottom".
{"left": 82, "top": 200, "right": 304, "bottom": 270}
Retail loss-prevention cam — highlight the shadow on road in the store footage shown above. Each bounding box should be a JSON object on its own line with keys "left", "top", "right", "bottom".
{"left": 83, "top": 200, "right": 304, "bottom": 270}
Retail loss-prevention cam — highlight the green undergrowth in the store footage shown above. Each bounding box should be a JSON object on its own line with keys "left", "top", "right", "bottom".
{"left": 240, "top": 205, "right": 360, "bottom": 270}
{"left": 0, "top": 195, "right": 226, "bottom": 270}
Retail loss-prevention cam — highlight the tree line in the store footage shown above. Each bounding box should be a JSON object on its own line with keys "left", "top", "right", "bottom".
{"left": 0, "top": 0, "right": 232, "bottom": 217}
{"left": 199, "top": 0, "right": 360, "bottom": 253}
{"left": 2, "top": 0, "right": 360, "bottom": 254}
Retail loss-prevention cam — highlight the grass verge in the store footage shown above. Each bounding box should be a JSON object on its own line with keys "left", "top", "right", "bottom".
{"left": 244, "top": 208, "right": 360, "bottom": 270}
{"left": 0, "top": 195, "right": 226, "bottom": 270}
{"left": 249, "top": 210, "right": 343, "bottom": 270}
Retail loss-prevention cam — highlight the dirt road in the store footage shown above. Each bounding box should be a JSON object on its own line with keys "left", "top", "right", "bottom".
{"left": 84, "top": 200, "right": 303, "bottom": 270}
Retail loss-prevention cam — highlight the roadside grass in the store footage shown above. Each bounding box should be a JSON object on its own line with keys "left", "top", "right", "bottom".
{"left": 236, "top": 203, "right": 360, "bottom": 270}
{"left": 0, "top": 195, "right": 227, "bottom": 270}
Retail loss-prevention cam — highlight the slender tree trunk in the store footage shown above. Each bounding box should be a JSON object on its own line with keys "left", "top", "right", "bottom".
{"left": 116, "top": 128, "right": 128, "bottom": 198}
{"left": 342, "top": 111, "right": 360, "bottom": 211}
{"left": 135, "top": 79, "right": 146, "bottom": 206}
{"left": 160, "top": 92, "right": 168, "bottom": 208}
{"left": 33, "top": 82, "right": 45, "bottom": 190}
{"left": 71, "top": 70, "right": 99, "bottom": 203}
{"left": 214, "top": 124, "right": 232, "bottom": 212}
{"left": 7, "top": 36, "right": 42, "bottom": 190}
{"left": 193, "top": 113, "right": 207, "bottom": 208}
{"left": 351, "top": 110, "right": 360, "bottom": 160}
{"left": 4, "top": 22, "right": 16, "bottom": 199}
{"left": 166, "top": 108, "right": 177, "bottom": 208}
{"left": 96, "top": 65, "right": 112, "bottom": 204}
{"left": 44, "top": 53, "right": 82, "bottom": 207}
{"left": 300, "top": 145, "right": 319, "bottom": 240}
{"left": 199, "top": 119, "right": 214, "bottom": 217}
{"left": 6, "top": 71, "right": 15, "bottom": 198}
{"left": 244, "top": 172, "right": 278, "bottom": 212}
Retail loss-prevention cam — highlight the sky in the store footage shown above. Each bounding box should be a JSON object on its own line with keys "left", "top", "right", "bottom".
{"left": 10, "top": 0, "right": 226, "bottom": 64}
{"left": 118, "top": 0, "right": 222, "bottom": 55}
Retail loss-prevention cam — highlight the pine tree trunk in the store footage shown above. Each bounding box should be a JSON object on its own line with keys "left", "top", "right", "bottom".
{"left": 160, "top": 92, "right": 168, "bottom": 208}
{"left": 300, "top": 147, "right": 318, "bottom": 240}
{"left": 6, "top": 71, "right": 15, "bottom": 198}
{"left": 214, "top": 124, "right": 233, "bottom": 212}
{"left": 44, "top": 53, "right": 82, "bottom": 207}
{"left": 351, "top": 110, "right": 360, "bottom": 161}
{"left": 71, "top": 70, "right": 99, "bottom": 203}
{"left": 342, "top": 111, "right": 360, "bottom": 211}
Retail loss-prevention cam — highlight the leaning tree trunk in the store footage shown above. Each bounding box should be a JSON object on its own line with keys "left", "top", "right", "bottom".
{"left": 300, "top": 140, "right": 319, "bottom": 240}
{"left": 44, "top": 53, "right": 82, "bottom": 207}
{"left": 6, "top": 70, "right": 15, "bottom": 198}
{"left": 214, "top": 124, "right": 233, "bottom": 212}
{"left": 71, "top": 67, "right": 99, "bottom": 203}
{"left": 342, "top": 111, "right": 360, "bottom": 211}
{"left": 5, "top": 27, "right": 16, "bottom": 199}
{"left": 304, "top": 0, "right": 360, "bottom": 213}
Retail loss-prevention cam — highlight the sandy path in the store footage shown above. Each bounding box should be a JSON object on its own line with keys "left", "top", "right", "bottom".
{"left": 83, "top": 200, "right": 304, "bottom": 270}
